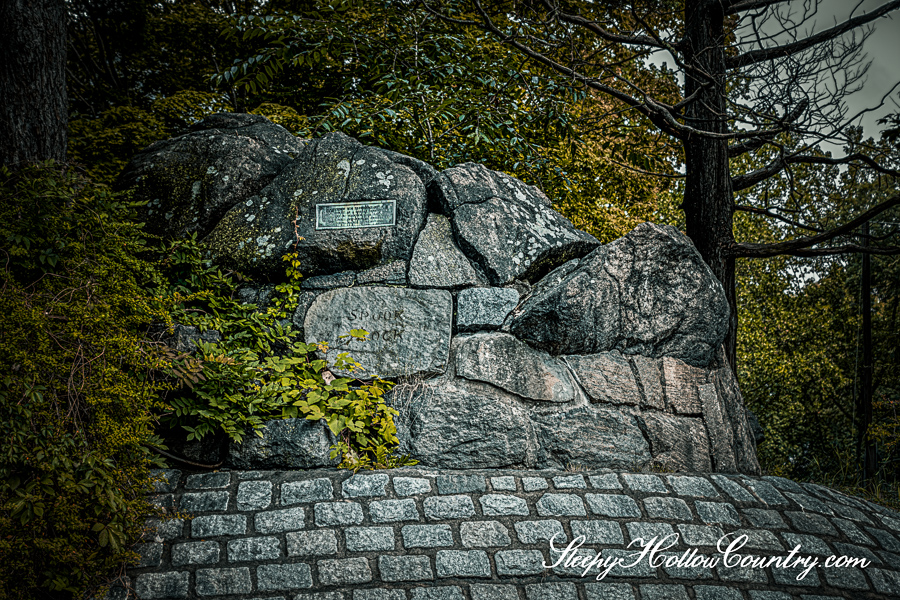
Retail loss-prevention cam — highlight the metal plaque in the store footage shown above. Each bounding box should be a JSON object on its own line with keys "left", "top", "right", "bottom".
{"left": 315, "top": 200, "right": 396, "bottom": 230}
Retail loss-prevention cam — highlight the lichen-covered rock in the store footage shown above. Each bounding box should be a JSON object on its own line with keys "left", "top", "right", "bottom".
{"left": 429, "top": 163, "right": 600, "bottom": 285}
{"left": 456, "top": 287, "right": 520, "bottom": 332}
{"left": 117, "top": 113, "right": 305, "bottom": 239}
{"left": 505, "top": 222, "right": 729, "bottom": 367}
{"left": 454, "top": 332, "right": 577, "bottom": 403}
{"left": 534, "top": 406, "right": 651, "bottom": 470}
{"left": 409, "top": 214, "right": 485, "bottom": 288}
{"left": 303, "top": 287, "right": 452, "bottom": 379}
{"left": 227, "top": 418, "right": 337, "bottom": 469}
{"left": 393, "top": 378, "right": 538, "bottom": 469}
{"left": 202, "top": 132, "right": 429, "bottom": 280}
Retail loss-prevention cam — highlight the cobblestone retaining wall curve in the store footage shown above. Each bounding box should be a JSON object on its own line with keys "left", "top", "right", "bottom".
{"left": 126, "top": 468, "right": 900, "bottom": 600}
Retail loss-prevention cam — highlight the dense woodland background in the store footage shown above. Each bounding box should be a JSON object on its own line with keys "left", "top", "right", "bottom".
{"left": 1, "top": 1, "right": 900, "bottom": 597}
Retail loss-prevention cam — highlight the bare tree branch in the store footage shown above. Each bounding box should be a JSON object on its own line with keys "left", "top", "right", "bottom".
{"left": 733, "top": 152, "right": 900, "bottom": 192}
{"left": 734, "top": 205, "right": 824, "bottom": 232}
{"left": 726, "top": 0, "right": 794, "bottom": 16}
{"left": 733, "top": 193, "right": 900, "bottom": 257}
{"left": 726, "top": 0, "right": 900, "bottom": 69}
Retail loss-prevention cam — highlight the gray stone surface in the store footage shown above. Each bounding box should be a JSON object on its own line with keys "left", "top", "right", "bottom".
{"left": 135, "top": 572, "right": 190, "bottom": 599}
{"left": 305, "top": 287, "right": 452, "bottom": 378}
{"left": 585, "top": 494, "right": 641, "bottom": 518}
{"left": 179, "top": 491, "right": 229, "bottom": 512}
{"left": 430, "top": 163, "right": 599, "bottom": 284}
{"left": 480, "top": 494, "right": 529, "bottom": 516}
{"left": 257, "top": 563, "right": 313, "bottom": 590}
{"left": 571, "top": 520, "right": 624, "bottom": 545}
{"left": 255, "top": 506, "right": 305, "bottom": 533}
{"left": 456, "top": 287, "right": 520, "bottom": 332}
{"left": 314, "top": 502, "right": 364, "bottom": 526}
{"left": 495, "top": 549, "right": 547, "bottom": 575}
{"left": 229, "top": 419, "right": 337, "bottom": 470}
{"left": 237, "top": 480, "right": 272, "bottom": 510}
{"left": 436, "top": 474, "right": 486, "bottom": 494}
{"left": 470, "top": 584, "right": 520, "bottom": 600}
{"left": 644, "top": 497, "right": 692, "bottom": 521}
{"left": 185, "top": 472, "right": 231, "bottom": 490}
{"left": 369, "top": 498, "right": 419, "bottom": 523}
{"left": 435, "top": 549, "right": 491, "bottom": 578}
{"left": 424, "top": 495, "right": 476, "bottom": 520}
{"left": 455, "top": 332, "right": 577, "bottom": 403}
{"left": 536, "top": 493, "right": 586, "bottom": 516}
{"left": 394, "top": 477, "right": 432, "bottom": 496}
{"left": 461, "top": 521, "right": 512, "bottom": 547}
{"left": 343, "top": 473, "right": 389, "bottom": 497}
{"left": 402, "top": 524, "right": 454, "bottom": 548}
{"left": 171, "top": 541, "right": 220, "bottom": 566}
{"left": 190, "top": 514, "right": 246, "bottom": 537}
{"left": 379, "top": 555, "right": 434, "bottom": 582}
{"left": 119, "top": 113, "right": 305, "bottom": 242}
{"left": 535, "top": 406, "right": 651, "bottom": 470}
{"left": 203, "top": 132, "right": 428, "bottom": 279}
{"left": 514, "top": 520, "right": 567, "bottom": 544}
{"left": 286, "top": 530, "right": 338, "bottom": 556}
{"left": 345, "top": 526, "right": 395, "bottom": 551}
{"left": 227, "top": 536, "right": 281, "bottom": 561}
{"left": 395, "top": 378, "right": 537, "bottom": 469}
{"left": 565, "top": 352, "right": 642, "bottom": 406}
{"left": 638, "top": 412, "right": 712, "bottom": 472}
{"left": 318, "top": 557, "right": 372, "bottom": 585}
{"left": 505, "top": 223, "right": 728, "bottom": 367}
{"left": 409, "top": 213, "right": 485, "bottom": 288}
{"left": 195, "top": 567, "right": 253, "bottom": 595}
{"left": 621, "top": 474, "right": 667, "bottom": 493}
{"left": 282, "top": 478, "right": 334, "bottom": 505}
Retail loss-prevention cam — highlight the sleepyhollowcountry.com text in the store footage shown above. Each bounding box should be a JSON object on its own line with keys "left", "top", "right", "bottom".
{"left": 543, "top": 532, "right": 871, "bottom": 581}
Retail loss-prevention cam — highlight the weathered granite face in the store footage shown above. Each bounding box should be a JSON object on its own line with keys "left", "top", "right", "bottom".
{"left": 303, "top": 287, "right": 453, "bottom": 379}
{"left": 116, "top": 113, "right": 306, "bottom": 239}
{"left": 124, "top": 115, "right": 760, "bottom": 476}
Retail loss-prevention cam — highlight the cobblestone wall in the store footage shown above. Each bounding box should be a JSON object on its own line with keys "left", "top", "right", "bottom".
{"left": 127, "top": 468, "right": 900, "bottom": 599}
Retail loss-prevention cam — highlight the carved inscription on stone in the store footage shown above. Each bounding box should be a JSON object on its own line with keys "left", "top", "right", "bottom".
{"left": 315, "top": 200, "right": 396, "bottom": 230}
{"left": 303, "top": 287, "right": 452, "bottom": 378}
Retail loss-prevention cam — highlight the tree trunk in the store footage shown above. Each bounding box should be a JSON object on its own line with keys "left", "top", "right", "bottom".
{"left": 0, "top": 0, "right": 68, "bottom": 167}
{"left": 682, "top": 1, "right": 738, "bottom": 371}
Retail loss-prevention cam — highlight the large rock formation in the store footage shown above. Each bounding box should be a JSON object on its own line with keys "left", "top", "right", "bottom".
{"left": 121, "top": 113, "right": 760, "bottom": 475}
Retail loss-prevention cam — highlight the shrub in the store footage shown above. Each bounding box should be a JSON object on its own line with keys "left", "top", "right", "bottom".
{"left": 0, "top": 163, "right": 167, "bottom": 599}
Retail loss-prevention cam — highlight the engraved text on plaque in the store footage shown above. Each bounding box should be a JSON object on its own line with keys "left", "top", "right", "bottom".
{"left": 315, "top": 200, "right": 396, "bottom": 230}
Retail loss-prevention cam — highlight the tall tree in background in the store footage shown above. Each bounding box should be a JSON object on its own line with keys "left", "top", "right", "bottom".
{"left": 424, "top": 0, "right": 900, "bottom": 368}
{"left": 0, "top": 0, "right": 67, "bottom": 166}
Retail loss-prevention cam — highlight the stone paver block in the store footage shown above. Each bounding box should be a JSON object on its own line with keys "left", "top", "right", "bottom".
{"left": 588, "top": 474, "right": 622, "bottom": 490}
{"left": 171, "top": 541, "right": 220, "bottom": 566}
{"left": 694, "top": 586, "right": 742, "bottom": 600}
{"left": 436, "top": 474, "right": 487, "bottom": 494}
{"left": 424, "top": 495, "right": 476, "bottom": 520}
{"left": 150, "top": 469, "right": 182, "bottom": 493}
{"left": 393, "top": 476, "right": 432, "bottom": 496}
{"left": 637, "top": 584, "right": 689, "bottom": 600}
{"left": 823, "top": 566, "right": 870, "bottom": 590}
{"left": 195, "top": 567, "right": 252, "bottom": 596}
{"left": 436, "top": 549, "right": 491, "bottom": 578}
{"left": 345, "top": 526, "right": 395, "bottom": 551}
{"left": 781, "top": 532, "right": 831, "bottom": 555}
{"left": 536, "top": 493, "right": 585, "bottom": 516}
{"left": 786, "top": 511, "right": 838, "bottom": 536}
{"left": 741, "top": 478, "right": 788, "bottom": 506}
{"left": 286, "top": 530, "right": 338, "bottom": 556}
{"left": 710, "top": 474, "right": 756, "bottom": 503}
{"left": 318, "top": 557, "right": 372, "bottom": 585}
{"left": 748, "top": 592, "right": 792, "bottom": 600}
{"left": 461, "top": 521, "right": 511, "bottom": 547}
{"left": 553, "top": 475, "right": 586, "bottom": 489}
{"left": 185, "top": 472, "right": 231, "bottom": 489}
{"left": 716, "top": 563, "right": 768, "bottom": 583}
{"left": 784, "top": 492, "right": 834, "bottom": 515}
{"left": 729, "top": 529, "right": 784, "bottom": 551}
{"left": 134, "top": 543, "right": 162, "bottom": 568}
{"left": 410, "top": 587, "right": 464, "bottom": 600}
{"left": 676, "top": 524, "right": 725, "bottom": 546}
{"left": 191, "top": 514, "right": 246, "bottom": 537}
{"left": 470, "top": 584, "right": 520, "bottom": 600}
{"left": 743, "top": 508, "right": 785, "bottom": 529}
{"left": 343, "top": 474, "right": 389, "bottom": 497}
{"left": 583, "top": 583, "right": 635, "bottom": 600}
{"left": 658, "top": 552, "right": 714, "bottom": 580}
{"left": 695, "top": 501, "right": 740, "bottom": 526}
{"left": 603, "top": 548, "right": 657, "bottom": 577}
{"left": 522, "top": 477, "right": 548, "bottom": 491}
{"left": 524, "top": 582, "right": 578, "bottom": 600}
{"left": 314, "top": 502, "right": 364, "bottom": 526}
{"left": 866, "top": 527, "right": 900, "bottom": 552}
{"left": 145, "top": 518, "right": 183, "bottom": 542}
{"left": 227, "top": 536, "right": 281, "bottom": 561}
{"left": 480, "top": 494, "right": 529, "bottom": 516}
{"left": 571, "top": 520, "right": 624, "bottom": 545}
{"left": 515, "top": 520, "right": 567, "bottom": 545}
{"left": 495, "top": 549, "right": 547, "bottom": 576}
{"left": 237, "top": 480, "right": 272, "bottom": 510}
{"left": 626, "top": 522, "right": 675, "bottom": 545}
{"left": 257, "top": 563, "right": 313, "bottom": 591}
{"left": 354, "top": 590, "right": 405, "bottom": 600}
{"left": 621, "top": 474, "right": 666, "bottom": 493}
{"left": 179, "top": 491, "right": 229, "bottom": 512}
{"left": 869, "top": 567, "right": 900, "bottom": 596}
{"left": 491, "top": 476, "right": 517, "bottom": 491}
{"left": 370, "top": 498, "right": 420, "bottom": 523}
{"left": 134, "top": 572, "right": 190, "bottom": 599}
{"left": 667, "top": 476, "right": 718, "bottom": 497}
{"left": 402, "top": 524, "right": 454, "bottom": 548}
{"left": 585, "top": 494, "right": 641, "bottom": 518}
{"left": 644, "top": 497, "right": 692, "bottom": 521}
{"left": 771, "top": 565, "right": 820, "bottom": 586}
{"left": 282, "top": 478, "right": 333, "bottom": 504}
{"left": 379, "top": 555, "right": 434, "bottom": 582}
{"left": 456, "top": 287, "right": 519, "bottom": 331}
{"left": 255, "top": 506, "right": 305, "bottom": 534}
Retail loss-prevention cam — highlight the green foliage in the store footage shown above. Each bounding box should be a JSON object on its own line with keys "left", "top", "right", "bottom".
{"left": 0, "top": 164, "right": 167, "bottom": 599}
{"left": 156, "top": 240, "right": 415, "bottom": 471}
